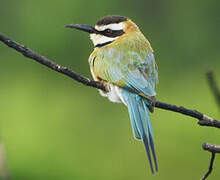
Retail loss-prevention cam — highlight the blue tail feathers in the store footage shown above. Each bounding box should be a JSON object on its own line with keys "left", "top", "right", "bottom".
{"left": 121, "top": 89, "right": 158, "bottom": 173}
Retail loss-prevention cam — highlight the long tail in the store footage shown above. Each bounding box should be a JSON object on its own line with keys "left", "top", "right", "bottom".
{"left": 121, "top": 89, "right": 158, "bottom": 174}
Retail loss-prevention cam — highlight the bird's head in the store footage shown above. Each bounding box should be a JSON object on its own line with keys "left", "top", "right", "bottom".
{"left": 65, "top": 15, "right": 140, "bottom": 48}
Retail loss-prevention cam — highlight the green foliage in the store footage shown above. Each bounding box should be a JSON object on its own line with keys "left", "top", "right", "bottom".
{"left": 0, "top": 0, "right": 220, "bottom": 179}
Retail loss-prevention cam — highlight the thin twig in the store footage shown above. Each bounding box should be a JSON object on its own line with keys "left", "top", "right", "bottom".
{"left": 206, "top": 71, "right": 220, "bottom": 109}
{"left": 201, "top": 143, "right": 220, "bottom": 180}
{"left": 201, "top": 153, "right": 215, "bottom": 180}
{"left": 0, "top": 33, "right": 219, "bottom": 129}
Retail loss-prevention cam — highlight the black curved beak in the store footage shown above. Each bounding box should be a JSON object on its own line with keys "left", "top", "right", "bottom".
{"left": 65, "top": 24, "right": 96, "bottom": 34}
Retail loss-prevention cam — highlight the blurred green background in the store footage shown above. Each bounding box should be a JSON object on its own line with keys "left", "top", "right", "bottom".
{"left": 0, "top": 0, "right": 220, "bottom": 179}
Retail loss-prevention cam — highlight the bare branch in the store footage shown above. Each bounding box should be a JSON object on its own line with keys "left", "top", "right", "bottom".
{"left": 155, "top": 102, "right": 220, "bottom": 128}
{"left": 203, "top": 143, "right": 220, "bottom": 153}
{"left": 0, "top": 33, "right": 219, "bottom": 129}
{"left": 202, "top": 142, "right": 220, "bottom": 180}
{"left": 201, "top": 152, "right": 215, "bottom": 180}
{"left": 206, "top": 71, "right": 220, "bottom": 108}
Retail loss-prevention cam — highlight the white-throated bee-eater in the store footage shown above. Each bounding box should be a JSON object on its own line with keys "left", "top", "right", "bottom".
{"left": 66, "top": 15, "right": 158, "bottom": 173}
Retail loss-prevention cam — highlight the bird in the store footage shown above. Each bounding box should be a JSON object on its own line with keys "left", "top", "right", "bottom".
{"left": 65, "top": 15, "right": 158, "bottom": 174}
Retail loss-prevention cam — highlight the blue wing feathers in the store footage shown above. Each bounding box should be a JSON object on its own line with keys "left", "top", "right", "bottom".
{"left": 122, "top": 91, "right": 141, "bottom": 140}
{"left": 122, "top": 89, "right": 158, "bottom": 173}
{"left": 127, "top": 103, "right": 142, "bottom": 140}
{"left": 101, "top": 48, "right": 158, "bottom": 97}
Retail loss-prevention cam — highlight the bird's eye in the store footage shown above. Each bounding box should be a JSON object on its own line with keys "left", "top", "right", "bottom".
{"left": 105, "top": 29, "right": 112, "bottom": 35}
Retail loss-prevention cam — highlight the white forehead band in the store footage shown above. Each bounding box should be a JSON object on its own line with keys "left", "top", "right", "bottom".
{"left": 95, "top": 22, "right": 125, "bottom": 31}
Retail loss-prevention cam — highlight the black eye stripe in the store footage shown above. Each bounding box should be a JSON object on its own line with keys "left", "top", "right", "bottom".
{"left": 96, "top": 29, "right": 124, "bottom": 37}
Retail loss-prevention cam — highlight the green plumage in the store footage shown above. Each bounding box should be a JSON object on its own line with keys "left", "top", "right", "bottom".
{"left": 89, "top": 31, "right": 158, "bottom": 98}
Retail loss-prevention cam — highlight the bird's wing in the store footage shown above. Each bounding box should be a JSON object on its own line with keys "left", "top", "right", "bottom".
{"left": 91, "top": 43, "right": 158, "bottom": 97}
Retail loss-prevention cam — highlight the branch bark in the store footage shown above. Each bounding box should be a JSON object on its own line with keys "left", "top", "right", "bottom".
{"left": 203, "top": 143, "right": 220, "bottom": 153}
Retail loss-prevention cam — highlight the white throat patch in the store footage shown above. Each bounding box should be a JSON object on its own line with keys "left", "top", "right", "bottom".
{"left": 90, "top": 34, "right": 118, "bottom": 47}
